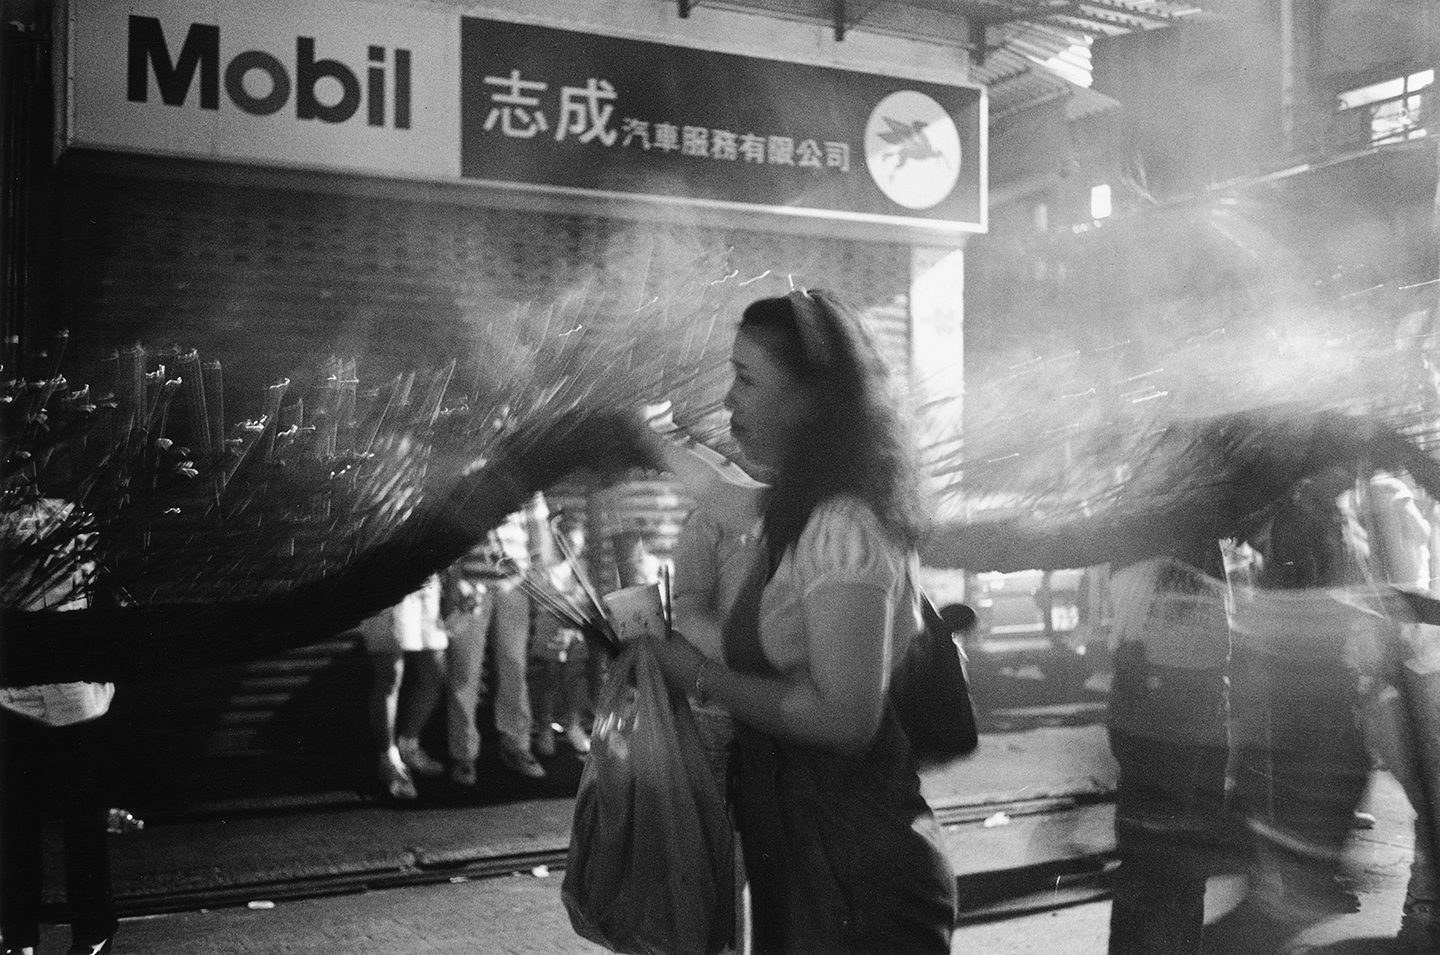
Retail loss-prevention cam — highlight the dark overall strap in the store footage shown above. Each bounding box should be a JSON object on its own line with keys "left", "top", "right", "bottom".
{"left": 717, "top": 538, "right": 953, "bottom": 954}
{"left": 721, "top": 546, "right": 780, "bottom": 678}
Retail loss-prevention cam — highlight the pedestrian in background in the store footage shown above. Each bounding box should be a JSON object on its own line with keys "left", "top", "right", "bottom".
{"left": 1220, "top": 468, "right": 1380, "bottom": 947}
{"left": 0, "top": 682, "right": 118, "bottom": 955}
{"left": 1347, "top": 474, "right": 1440, "bottom": 950}
{"left": 1, "top": 499, "right": 118, "bottom": 955}
{"left": 1104, "top": 552, "right": 1233, "bottom": 955}
{"left": 443, "top": 492, "right": 553, "bottom": 783}
{"left": 529, "top": 511, "right": 595, "bottom": 756}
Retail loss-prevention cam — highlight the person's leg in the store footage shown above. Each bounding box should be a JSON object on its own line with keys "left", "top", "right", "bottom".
{"left": 57, "top": 717, "right": 117, "bottom": 951}
{"left": 1379, "top": 668, "right": 1440, "bottom": 948}
{"left": 1365, "top": 683, "right": 1435, "bottom": 891}
{"left": 584, "top": 635, "right": 607, "bottom": 728}
{"left": 560, "top": 634, "right": 592, "bottom": 753}
{"left": 367, "top": 652, "right": 415, "bottom": 799}
{"left": 445, "top": 596, "right": 491, "bottom": 785}
{"left": 530, "top": 613, "right": 563, "bottom": 757}
{"left": 396, "top": 649, "right": 446, "bottom": 777}
{"left": 368, "top": 651, "right": 403, "bottom": 753}
{"left": 1405, "top": 810, "right": 1440, "bottom": 950}
{"left": 492, "top": 586, "right": 543, "bottom": 777}
{"left": 1107, "top": 730, "right": 1214, "bottom": 955}
{"left": 1263, "top": 667, "right": 1369, "bottom": 913}
{"left": 531, "top": 658, "right": 558, "bottom": 757}
{"left": 0, "top": 708, "right": 44, "bottom": 952}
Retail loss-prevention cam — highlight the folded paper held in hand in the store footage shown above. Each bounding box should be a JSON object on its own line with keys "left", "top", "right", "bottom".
{"left": 602, "top": 583, "right": 668, "bottom": 643}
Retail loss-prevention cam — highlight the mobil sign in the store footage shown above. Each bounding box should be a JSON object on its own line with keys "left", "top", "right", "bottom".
{"left": 66, "top": 0, "right": 460, "bottom": 179}
{"left": 65, "top": 2, "right": 985, "bottom": 234}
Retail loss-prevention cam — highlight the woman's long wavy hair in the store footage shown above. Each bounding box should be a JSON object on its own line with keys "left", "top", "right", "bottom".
{"left": 738, "top": 289, "right": 923, "bottom": 572}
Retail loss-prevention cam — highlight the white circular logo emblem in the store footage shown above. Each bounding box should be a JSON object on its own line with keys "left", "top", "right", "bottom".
{"left": 864, "top": 91, "right": 962, "bottom": 210}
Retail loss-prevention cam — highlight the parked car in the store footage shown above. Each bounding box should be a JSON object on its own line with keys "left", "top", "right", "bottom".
{"left": 959, "top": 566, "right": 1111, "bottom": 698}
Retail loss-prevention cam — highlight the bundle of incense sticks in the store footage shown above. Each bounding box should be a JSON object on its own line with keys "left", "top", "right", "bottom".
{"left": 659, "top": 562, "right": 673, "bottom": 639}
{"left": 509, "top": 519, "right": 621, "bottom": 658}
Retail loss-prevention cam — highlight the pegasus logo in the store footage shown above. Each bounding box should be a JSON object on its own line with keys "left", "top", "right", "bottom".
{"left": 864, "top": 90, "right": 963, "bottom": 211}
{"left": 875, "top": 116, "right": 951, "bottom": 176}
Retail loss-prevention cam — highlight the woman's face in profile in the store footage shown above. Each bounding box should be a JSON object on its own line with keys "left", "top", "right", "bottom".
{"left": 724, "top": 326, "right": 815, "bottom": 470}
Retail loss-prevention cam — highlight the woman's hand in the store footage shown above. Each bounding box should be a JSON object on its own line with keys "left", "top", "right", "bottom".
{"left": 647, "top": 631, "right": 706, "bottom": 698}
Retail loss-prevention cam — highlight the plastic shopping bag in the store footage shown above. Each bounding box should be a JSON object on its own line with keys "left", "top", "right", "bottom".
{"left": 562, "top": 638, "right": 735, "bottom": 955}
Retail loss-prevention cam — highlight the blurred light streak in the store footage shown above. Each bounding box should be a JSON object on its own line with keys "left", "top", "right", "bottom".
{"left": 1338, "top": 284, "right": 1387, "bottom": 300}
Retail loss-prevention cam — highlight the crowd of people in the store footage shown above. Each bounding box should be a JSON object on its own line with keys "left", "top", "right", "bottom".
{"left": 357, "top": 492, "right": 667, "bottom": 801}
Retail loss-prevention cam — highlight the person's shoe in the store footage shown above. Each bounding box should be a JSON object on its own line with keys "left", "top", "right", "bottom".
{"left": 67, "top": 939, "right": 114, "bottom": 955}
{"left": 378, "top": 751, "right": 418, "bottom": 800}
{"left": 4, "top": 945, "right": 36, "bottom": 955}
{"left": 1398, "top": 899, "right": 1439, "bottom": 950}
{"left": 534, "top": 726, "right": 557, "bottom": 758}
{"left": 500, "top": 743, "right": 547, "bottom": 779}
{"left": 449, "top": 760, "right": 477, "bottom": 787}
{"left": 397, "top": 737, "right": 445, "bottom": 778}
{"left": 564, "top": 722, "right": 592, "bottom": 754}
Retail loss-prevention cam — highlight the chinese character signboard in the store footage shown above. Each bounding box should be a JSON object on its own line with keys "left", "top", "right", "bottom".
{"left": 461, "top": 18, "right": 986, "bottom": 233}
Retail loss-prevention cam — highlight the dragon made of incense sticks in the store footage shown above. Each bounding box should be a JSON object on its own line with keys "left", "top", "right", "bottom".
{"left": 1, "top": 242, "right": 765, "bottom": 689}
{"left": 921, "top": 404, "right": 1440, "bottom": 575}
{"left": 17, "top": 382, "right": 1438, "bottom": 688}
{"left": 0, "top": 325, "right": 729, "bottom": 689}
{"left": 0, "top": 396, "right": 663, "bottom": 689}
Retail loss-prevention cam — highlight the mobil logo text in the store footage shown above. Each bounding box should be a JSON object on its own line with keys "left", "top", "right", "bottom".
{"left": 125, "top": 15, "right": 412, "bottom": 128}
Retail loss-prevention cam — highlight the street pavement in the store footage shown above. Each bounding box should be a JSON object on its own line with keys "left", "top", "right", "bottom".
{"left": 30, "top": 717, "right": 1425, "bottom": 953}
{"left": 47, "top": 721, "right": 1120, "bottom": 916}
{"left": 31, "top": 770, "right": 1416, "bottom": 954}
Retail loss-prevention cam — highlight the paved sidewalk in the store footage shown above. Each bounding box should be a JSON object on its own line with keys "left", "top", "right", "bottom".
{"left": 31, "top": 725, "right": 1424, "bottom": 953}
{"left": 31, "top": 773, "right": 1414, "bottom": 955}
{"left": 47, "top": 724, "right": 1120, "bottom": 915}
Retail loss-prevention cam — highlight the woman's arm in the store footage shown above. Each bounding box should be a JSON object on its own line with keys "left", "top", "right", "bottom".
{"left": 662, "top": 435, "right": 764, "bottom": 660}
{"left": 655, "top": 436, "right": 764, "bottom": 520}
{"left": 654, "top": 579, "right": 892, "bottom": 754}
{"left": 670, "top": 504, "right": 727, "bottom": 661}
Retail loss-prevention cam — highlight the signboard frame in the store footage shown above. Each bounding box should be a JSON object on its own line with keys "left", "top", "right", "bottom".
{"left": 457, "top": 16, "right": 987, "bottom": 235}
{"left": 61, "top": 1, "right": 988, "bottom": 239}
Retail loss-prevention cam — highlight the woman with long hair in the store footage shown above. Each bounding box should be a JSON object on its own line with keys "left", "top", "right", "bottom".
{"left": 651, "top": 288, "right": 956, "bottom": 954}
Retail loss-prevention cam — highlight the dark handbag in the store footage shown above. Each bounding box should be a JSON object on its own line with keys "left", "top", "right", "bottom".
{"left": 890, "top": 596, "right": 979, "bottom": 765}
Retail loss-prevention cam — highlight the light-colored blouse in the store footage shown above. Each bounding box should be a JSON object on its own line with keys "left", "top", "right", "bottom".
{"left": 757, "top": 495, "right": 922, "bottom": 679}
